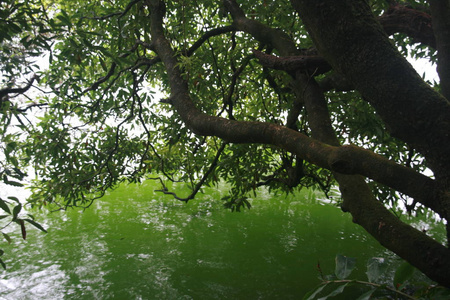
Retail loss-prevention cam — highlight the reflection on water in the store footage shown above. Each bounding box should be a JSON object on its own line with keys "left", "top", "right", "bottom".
{"left": 0, "top": 182, "right": 445, "bottom": 299}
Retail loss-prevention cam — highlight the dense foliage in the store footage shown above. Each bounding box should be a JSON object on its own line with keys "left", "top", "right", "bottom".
{"left": 1, "top": 0, "right": 450, "bottom": 291}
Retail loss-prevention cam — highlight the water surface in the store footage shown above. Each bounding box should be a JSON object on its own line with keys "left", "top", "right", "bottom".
{"left": 0, "top": 181, "right": 443, "bottom": 299}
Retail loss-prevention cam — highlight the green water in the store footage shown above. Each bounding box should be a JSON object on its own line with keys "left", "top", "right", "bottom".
{"left": 0, "top": 182, "right": 444, "bottom": 299}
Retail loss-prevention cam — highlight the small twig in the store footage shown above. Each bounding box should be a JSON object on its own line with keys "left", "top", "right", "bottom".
{"left": 82, "top": 0, "right": 141, "bottom": 20}
{"left": 83, "top": 63, "right": 117, "bottom": 93}
{"left": 151, "top": 142, "right": 227, "bottom": 202}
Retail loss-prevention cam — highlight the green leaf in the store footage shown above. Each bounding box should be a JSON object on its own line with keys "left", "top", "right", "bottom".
{"left": 8, "top": 156, "right": 19, "bottom": 168}
{"left": 8, "top": 22, "right": 22, "bottom": 34}
{"left": 7, "top": 196, "right": 20, "bottom": 203}
{"left": 24, "top": 218, "right": 48, "bottom": 233}
{"left": 3, "top": 178, "right": 24, "bottom": 187}
{"left": 318, "top": 282, "right": 349, "bottom": 300}
{"left": 0, "top": 198, "right": 11, "bottom": 214}
{"left": 2, "top": 232, "right": 12, "bottom": 244}
{"left": 355, "top": 288, "right": 376, "bottom": 300}
{"left": 335, "top": 254, "right": 356, "bottom": 279}
{"left": 303, "top": 283, "right": 329, "bottom": 300}
{"left": 56, "top": 10, "right": 72, "bottom": 28}
{"left": 243, "top": 198, "right": 252, "bottom": 209}
{"left": 5, "top": 141, "right": 17, "bottom": 155}
{"left": 12, "top": 203, "right": 22, "bottom": 219}
{"left": 393, "top": 261, "right": 415, "bottom": 289}
{"left": 19, "top": 219, "right": 26, "bottom": 240}
{"left": 428, "top": 287, "right": 450, "bottom": 300}
{"left": 0, "top": 257, "right": 6, "bottom": 270}
{"left": 366, "top": 257, "right": 388, "bottom": 283}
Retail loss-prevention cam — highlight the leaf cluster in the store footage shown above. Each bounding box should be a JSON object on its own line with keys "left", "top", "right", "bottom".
{"left": 306, "top": 254, "right": 450, "bottom": 300}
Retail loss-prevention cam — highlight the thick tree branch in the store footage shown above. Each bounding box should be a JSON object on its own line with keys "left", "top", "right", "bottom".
{"left": 296, "top": 72, "right": 450, "bottom": 289}
{"left": 379, "top": 3, "right": 436, "bottom": 48}
{"left": 291, "top": 0, "right": 450, "bottom": 287}
{"left": 290, "top": 0, "right": 450, "bottom": 186}
{"left": 253, "top": 50, "right": 331, "bottom": 75}
{"left": 300, "top": 74, "right": 450, "bottom": 289}
{"left": 0, "top": 74, "right": 37, "bottom": 100}
{"left": 149, "top": 1, "right": 440, "bottom": 207}
{"left": 429, "top": 0, "right": 450, "bottom": 101}
{"left": 256, "top": 3, "right": 437, "bottom": 93}
{"left": 293, "top": 74, "right": 340, "bottom": 146}
{"left": 223, "top": 0, "right": 298, "bottom": 56}
{"left": 335, "top": 173, "right": 450, "bottom": 287}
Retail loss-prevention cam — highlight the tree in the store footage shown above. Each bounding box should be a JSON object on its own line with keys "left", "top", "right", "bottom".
{"left": 0, "top": 0, "right": 53, "bottom": 267}
{"left": 1, "top": 0, "right": 450, "bottom": 289}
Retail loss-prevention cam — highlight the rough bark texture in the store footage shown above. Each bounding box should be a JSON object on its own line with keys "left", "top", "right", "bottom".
{"left": 379, "top": 3, "right": 436, "bottom": 48}
{"left": 297, "top": 71, "right": 450, "bottom": 288}
{"left": 335, "top": 173, "right": 450, "bottom": 288}
{"left": 253, "top": 50, "right": 331, "bottom": 75}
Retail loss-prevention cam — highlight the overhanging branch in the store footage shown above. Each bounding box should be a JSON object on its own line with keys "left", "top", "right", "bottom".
{"left": 253, "top": 50, "right": 331, "bottom": 75}
{"left": 147, "top": 0, "right": 442, "bottom": 216}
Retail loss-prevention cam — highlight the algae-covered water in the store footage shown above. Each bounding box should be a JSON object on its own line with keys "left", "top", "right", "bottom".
{"left": 0, "top": 181, "right": 444, "bottom": 299}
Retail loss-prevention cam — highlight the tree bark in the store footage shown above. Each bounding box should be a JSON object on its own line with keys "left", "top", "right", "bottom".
{"left": 297, "top": 72, "right": 450, "bottom": 288}
{"left": 379, "top": 3, "right": 435, "bottom": 48}
{"left": 429, "top": 0, "right": 450, "bottom": 101}
{"left": 290, "top": 0, "right": 450, "bottom": 186}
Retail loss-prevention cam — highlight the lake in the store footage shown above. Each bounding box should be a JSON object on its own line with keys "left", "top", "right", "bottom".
{"left": 0, "top": 181, "right": 444, "bottom": 299}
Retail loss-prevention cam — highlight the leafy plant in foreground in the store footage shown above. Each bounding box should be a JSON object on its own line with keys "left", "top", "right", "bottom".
{"left": 0, "top": 196, "right": 47, "bottom": 269}
{"left": 305, "top": 254, "right": 450, "bottom": 300}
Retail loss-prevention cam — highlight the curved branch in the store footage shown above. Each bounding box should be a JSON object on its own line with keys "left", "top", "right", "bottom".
{"left": 152, "top": 142, "right": 227, "bottom": 202}
{"left": 0, "top": 74, "right": 37, "bottom": 100}
{"left": 223, "top": 0, "right": 299, "bottom": 56}
{"left": 184, "top": 25, "right": 236, "bottom": 57}
{"left": 253, "top": 50, "right": 331, "bottom": 75}
{"left": 148, "top": 0, "right": 445, "bottom": 215}
{"left": 379, "top": 3, "right": 436, "bottom": 48}
{"left": 82, "top": 0, "right": 141, "bottom": 20}
{"left": 83, "top": 63, "right": 117, "bottom": 93}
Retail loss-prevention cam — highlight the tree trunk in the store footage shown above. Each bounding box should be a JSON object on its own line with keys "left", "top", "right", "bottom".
{"left": 291, "top": 0, "right": 450, "bottom": 186}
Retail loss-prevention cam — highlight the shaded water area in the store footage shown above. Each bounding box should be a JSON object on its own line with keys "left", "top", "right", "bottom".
{"left": 0, "top": 181, "right": 445, "bottom": 299}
